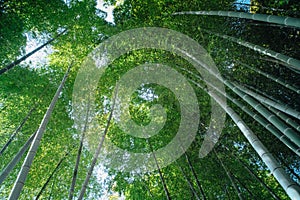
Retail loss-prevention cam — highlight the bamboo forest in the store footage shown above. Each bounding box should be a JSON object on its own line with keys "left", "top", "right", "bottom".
{"left": 1, "top": 0, "right": 300, "bottom": 199}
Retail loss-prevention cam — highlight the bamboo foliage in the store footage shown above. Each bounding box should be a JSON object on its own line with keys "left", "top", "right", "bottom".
{"left": 8, "top": 64, "right": 72, "bottom": 200}
{"left": 172, "top": 11, "right": 300, "bottom": 28}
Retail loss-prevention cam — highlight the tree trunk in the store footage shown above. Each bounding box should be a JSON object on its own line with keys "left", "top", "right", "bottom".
{"left": 0, "top": 29, "right": 67, "bottom": 75}
{"left": 8, "top": 63, "right": 72, "bottom": 200}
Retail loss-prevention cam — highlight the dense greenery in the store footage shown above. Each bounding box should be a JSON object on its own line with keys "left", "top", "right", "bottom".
{"left": 0, "top": 0, "right": 299, "bottom": 199}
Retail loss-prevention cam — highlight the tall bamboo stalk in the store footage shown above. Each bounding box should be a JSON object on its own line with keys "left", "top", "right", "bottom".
{"left": 148, "top": 140, "right": 172, "bottom": 200}
{"left": 264, "top": 104, "right": 300, "bottom": 132}
{"left": 8, "top": 64, "right": 72, "bottom": 200}
{"left": 0, "top": 106, "right": 37, "bottom": 156}
{"left": 78, "top": 89, "right": 117, "bottom": 200}
{"left": 232, "top": 81, "right": 300, "bottom": 120}
{"left": 0, "top": 132, "right": 36, "bottom": 185}
{"left": 172, "top": 11, "right": 300, "bottom": 28}
{"left": 177, "top": 161, "right": 200, "bottom": 200}
{"left": 223, "top": 146, "right": 281, "bottom": 200}
{"left": 68, "top": 99, "right": 90, "bottom": 200}
{"left": 174, "top": 50, "right": 300, "bottom": 198}
{"left": 182, "top": 67, "right": 300, "bottom": 156}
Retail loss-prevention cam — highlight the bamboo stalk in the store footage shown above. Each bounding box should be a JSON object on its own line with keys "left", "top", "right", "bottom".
{"left": 172, "top": 11, "right": 300, "bottom": 28}
{"left": 180, "top": 67, "right": 300, "bottom": 156}
{"left": 8, "top": 63, "right": 72, "bottom": 200}
{"left": 0, "top": 132, "right": 36, "bottom": 185}
{"left": 232, "top": 81, "right": 300, "bottom": 120}
{"left": 201, "top": 29, "right": 300, "bottom": 72}
{"left": 236, "top": 61, "right": 300, "bottom": 94}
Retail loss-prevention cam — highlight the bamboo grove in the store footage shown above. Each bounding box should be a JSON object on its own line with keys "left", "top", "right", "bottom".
{"left": 0, "top": 0, "right": 300, "bottom": 199}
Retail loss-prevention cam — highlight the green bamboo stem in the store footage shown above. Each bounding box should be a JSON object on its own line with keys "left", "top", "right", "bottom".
{"left": 264, "top": 103, "right": 300, "bottom": 132}
{"left": 8, "top": 64, "right": 72, "bottom": 200}
{"left": 232, "top": 81, "right": 300, "bottom": 120}
{"left": 0, "top": 132, "right": 36, "bottom": 185}
{"left": 175, "top": 49, "right": 300, "bottom": 199}
{"left": 181, "top": 67, "right": 300, "bottom": 156}
{"left": 214, "top": 150, "right": 243, "bottom": 200}
{"left": 223, "top": 146, "right": 281, "bottom": 200}
{"left": 209, "top": 89, "right": 300, "bottom": 199}
{"left": 236, "top": 61, "right": 300, "bottom": 94}
{"left": 172, "top": 11, "right": 300, "bottom": 28}
{"left": 201, "top": 29, "right": 300, "bottom": 72}
{"left": 177, "top": 161, "right": 201, "bottom": 200}
{"left": 78, "top": 88, "right": 117, "bottom": 200}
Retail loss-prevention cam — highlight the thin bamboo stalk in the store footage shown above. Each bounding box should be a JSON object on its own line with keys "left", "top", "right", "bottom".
{"left": 214, "top": 150, "right": 243, "bottom": 200}
{"left": 68, "top": 99, "right": 91, "bottom": 200}
{"left": 78, "top": 89, "right": 117, "bottom": 200}
{"left": 148, "top": 140, "right": 172, "bottom": 200}
{"left": 177, "top": 162, "right": 201, "bottom": 200}
{"left": 201, "top": 29, "right": 300, "bottom": 72}
{"left": 181, "top": 67, "right": 300, "bottom": 156}
{"left": 0, "top": 29, "right": 67, "bottom": 75}
{"left": 172, "top": 11, "right": 300, "bottom": 28}
{"left": 35, "top": 150, "right": 70, "bottom": 200}
{"left": 232, "top": 82, "right": 300, "bottom": 120}
{"left": 0, "top": 106, "right": 36, "bottom": 156}
{"left": 223, "top": 146, "right": 281, "bottom": 200}
{"left": 236, "top": 61, "right": 300, "bottom": 94}
{"left": 173, "top": 50, "right": 300, "bottom": 198}
{"left": 0, "top": 132, "right": 36, "bottom": 185}
{"left": 8, "top": 63, "right": 72, "bottom": 200}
